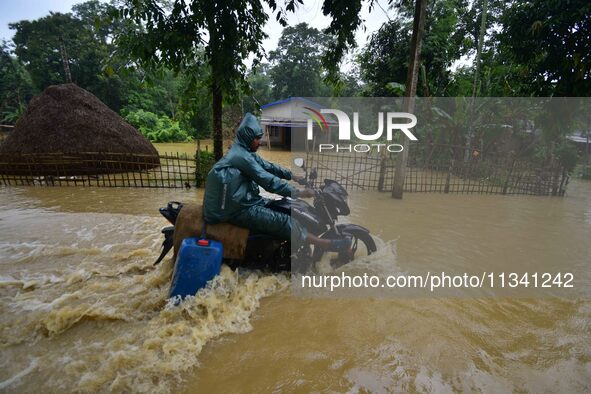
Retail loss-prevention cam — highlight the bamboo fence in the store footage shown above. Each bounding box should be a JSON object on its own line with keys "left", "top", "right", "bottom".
{"left": 0, "top": 145, "right": 569, "bottom": 196}
{"left": 0, "top": 152, "right": 195, "bottom": 189}
{"left": 305, "top": 143, "right": 569, "bottom": 196}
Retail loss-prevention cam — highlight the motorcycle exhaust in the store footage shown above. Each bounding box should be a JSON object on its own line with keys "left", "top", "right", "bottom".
{"left": 154, "top": 226, "right": 175, "bottom": 266}
{"left": 154, "top": 201, "right": 184, "bottom": 266}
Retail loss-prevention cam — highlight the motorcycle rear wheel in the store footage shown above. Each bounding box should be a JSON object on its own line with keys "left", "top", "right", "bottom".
{"left": 311, "top": 228, "right": 377, "bottom": 264}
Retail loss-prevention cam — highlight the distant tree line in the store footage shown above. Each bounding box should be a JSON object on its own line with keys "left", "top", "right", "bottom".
{"left": 0, "top": 0, "right": 589, "bottom": 167}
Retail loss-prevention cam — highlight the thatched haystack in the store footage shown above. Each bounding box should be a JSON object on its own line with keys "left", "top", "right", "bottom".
{"left": 0, "top": 83, "right": 160, "bottom": 175}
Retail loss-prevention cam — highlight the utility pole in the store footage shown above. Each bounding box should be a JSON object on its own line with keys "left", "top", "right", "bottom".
{"left": 392, "top": 0, "right": 428, "bottom": 199}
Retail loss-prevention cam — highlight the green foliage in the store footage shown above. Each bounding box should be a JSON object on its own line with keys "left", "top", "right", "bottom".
{"left": 357, "top": 20, "right": 410, "bottom": 96}
{"left": 321, "top": 0, "right": 364, "bottom": 85}
{"left": 149, "top": 117, "right": 192, "bottom": 143}
{"left": 0, "top": 0, "right": 358, "bottom": 128}
{"left": 10, "top": 13, "right": 82, "bottom": 88}
{"left": 4, "top": 0, "right": 587, "bottom": 177}
{"left": 415, "top": 0, "right": 468, "bottom": 96}
{"left": 0, "top": 41, "right": 36, "bottom": 124}
{"left": 9, "top": 1, "right": 129, "bottom": 112}
{"left": 124, "top": 109, "right": 159, "bottom": 131}
{"left": 269, "top": 23, "right": 332, "bottom": 98}
{"left": 124, "top": 109, "right": 192, "bottom": 143}
{"left": 114, "top": 64, "right": 213, "bottom": 140}
{"left": 498, "top": 0, "right": 591, "bottom": 96}
{"left": 195, "top": 150, "right": 216, "bottom": 187}
{"left": 114, "top": 0, "right": 278, "bottom": 101}
{"left": 243, "top": 63, "right": 273, "bottom": 113}
{"left": 386, "top": 0, "right": 591, "bottom": 99}
{"left": 2, "top": 101, "right": 27, "bottom": 124}
{"left": 114, "top": 0, "right": 276, "bottom": 159}
{"left": 358, "top": 0, "right": 469, "bottom": 97}
{"left": 554, "top": 142, "right": 579, "bottom": 173}
{"left": 114, "top": 0, "right": 362, "bottom": 160}
{"left": 122, "top": 69, "right": 183, "bottom": 117}
{"left": 332, "top": 71, "right": 362, "bottom": 97}
{"left": 175, "top": 65, "right": 213, "bottom": 139}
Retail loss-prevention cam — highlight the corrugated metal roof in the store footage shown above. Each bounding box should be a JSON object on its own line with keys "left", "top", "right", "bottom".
{"left": 260, "top": 97, "right": 324, "bottom": 109}
{"left": 567, "top": 135, "right": 590, "bottom": 144}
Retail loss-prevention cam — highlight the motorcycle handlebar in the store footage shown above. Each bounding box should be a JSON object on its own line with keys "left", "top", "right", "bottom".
{"left": 296, "top": 178, "right": 308, "bottom": 186}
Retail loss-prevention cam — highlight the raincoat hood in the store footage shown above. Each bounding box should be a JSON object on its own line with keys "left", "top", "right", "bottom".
{"left": 203, "top": 112, "right": 296, "bottom": 224}
{"left": 235, "top": 113, "right": 264, "bottom": 150}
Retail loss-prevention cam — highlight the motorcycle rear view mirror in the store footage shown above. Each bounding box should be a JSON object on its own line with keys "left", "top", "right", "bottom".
{"left": 294, "top": 158, "right": 305, "bottom": 168}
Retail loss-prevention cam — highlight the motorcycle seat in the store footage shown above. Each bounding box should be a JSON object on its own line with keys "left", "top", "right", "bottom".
{"left": 172, "top": 202, "right": 249, "bottom": 261}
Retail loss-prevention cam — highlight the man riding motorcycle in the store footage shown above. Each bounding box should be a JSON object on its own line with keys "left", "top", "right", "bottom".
{"left": 203, "top": 113, "right": 351, "bottom": 252}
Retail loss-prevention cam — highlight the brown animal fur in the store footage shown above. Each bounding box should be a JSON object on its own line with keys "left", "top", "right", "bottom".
{"left": 172, "top": 203, "right": 249, "bottom": 262}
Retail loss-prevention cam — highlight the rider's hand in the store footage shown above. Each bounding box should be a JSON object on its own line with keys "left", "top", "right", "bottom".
{"left": 298, "top": 188, "right": 315, "bottom": 198}
{"left": 293, "top": 175, "right": 307, "bottom": 185}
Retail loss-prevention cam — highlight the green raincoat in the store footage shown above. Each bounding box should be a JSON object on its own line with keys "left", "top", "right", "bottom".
{"left": 203, "top": 113, "right": 307, "bottom": 244}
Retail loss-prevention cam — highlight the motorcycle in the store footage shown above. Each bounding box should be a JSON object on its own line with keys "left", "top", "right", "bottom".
{"left": 154, "top": 158, "right": 377, "bottom": 272}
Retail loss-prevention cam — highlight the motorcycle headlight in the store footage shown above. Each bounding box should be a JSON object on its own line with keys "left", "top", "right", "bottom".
{"left": 322, "top": 179, "right": 350, "bottom": 216}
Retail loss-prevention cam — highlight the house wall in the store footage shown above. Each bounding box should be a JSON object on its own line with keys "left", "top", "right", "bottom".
{"left": 261, "top": 125, "right": 284, "bottom": 145}
{"left": 260, "top": 99, "right": 336, "bottom": 150}
{"left": 261, "top": 124, "right": 334, "bottom": 151}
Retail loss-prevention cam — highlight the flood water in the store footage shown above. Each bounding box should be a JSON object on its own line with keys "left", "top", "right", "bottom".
{"left": 1, "top": 146, "right": 590, "bottom": 393}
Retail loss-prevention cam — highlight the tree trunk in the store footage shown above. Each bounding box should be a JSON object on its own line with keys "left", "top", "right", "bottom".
{"left": 392, "top": 0, "right": 428, "bottom": 199}
{"left": 212, "top": 80, "right": 223, "bottom": 161}
{"left": 586, "top": 117, "right": 590, "bottom": 168}
{"left": 465, "top": 0, "right": 488, "bottom": 162}
{"left": 59, "top": 36, "right": 72, "bottom": 84}
{"left": 472, "top": 0, "right": 488, "bottom": 97}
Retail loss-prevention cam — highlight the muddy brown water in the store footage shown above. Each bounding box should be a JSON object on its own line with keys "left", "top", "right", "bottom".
{"left": 0, "top": 145, "right": 590, "bottom": 392}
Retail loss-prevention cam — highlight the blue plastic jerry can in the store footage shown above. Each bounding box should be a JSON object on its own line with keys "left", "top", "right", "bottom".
{"left": 169, "top": 238, "right": 223, "bottom": 300}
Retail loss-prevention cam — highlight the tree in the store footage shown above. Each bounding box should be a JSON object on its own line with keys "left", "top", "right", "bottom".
{"left": 122, "top": 69, "right": 185, "bottom": 119}
{"left": 243, "top": 63, "right": 274, "bottom": 113}
{"left": 176, "top": 68, "right": 214, "bottom": 139}
{"left": 9, "top": 1, "right": 129, "bottom": 111}
{"left": 358, "top": 0, "right": 468, "bottom": 97}
{"left": 333, "top": 70, "right": 362, "bottom": 96}
{"left": 269, "top": 23, "right": 331, "bottom": 98}
{"left": 115, "top": 0, "right": 278, "bottom": 160}
{"left": 10, "top": 13, "right": 85, "bottom": 89}
{"left": 0, "top": 41, "right": 35, "bottom": 123}
{"left": 115, "top": 0, "right": 366, "bottom": 160}
{"left": 124, "top": 108, "right": 192, "bottom": 142}
{"left": 498, "top": 0, "right": 591, "bottom": 96}
{"left": 392, "top": 0, "right": 428, "bottom": 199}
{"left": 358, "top": 20, "right": 411, "bottom": 96}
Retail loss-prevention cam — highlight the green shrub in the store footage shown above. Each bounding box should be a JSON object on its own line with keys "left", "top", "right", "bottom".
{"left": 555, "top": 142, "right": 579, "bottom": 173}
{"left": 124, "top": 109, "right": 192, "bottom": 143}
{"left": 124, "top": 109, "right": 159, "bottom": 130}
